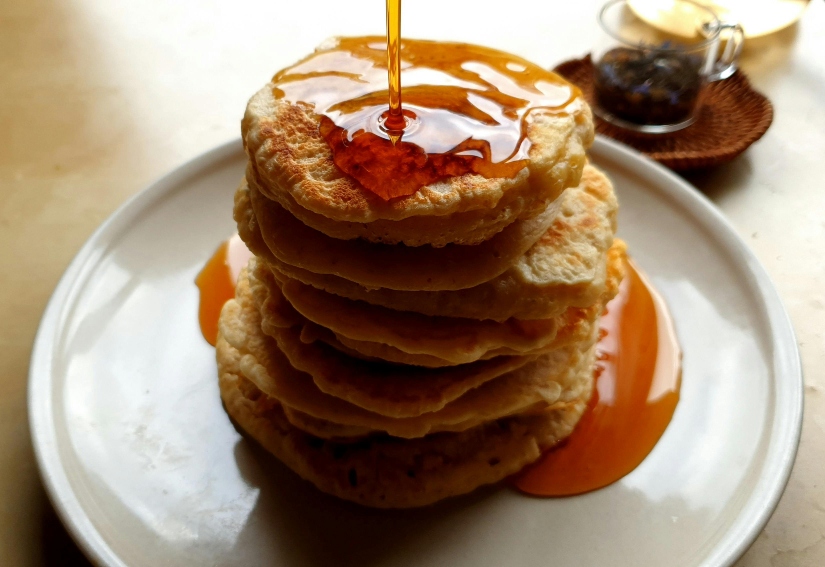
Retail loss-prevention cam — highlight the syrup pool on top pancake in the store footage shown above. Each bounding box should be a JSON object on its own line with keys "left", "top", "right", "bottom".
{"left": 241, "top": 37, "right": 594, "bottom": 246}
{"left": 268, "top": 36, "right": 584, "bottom": 198}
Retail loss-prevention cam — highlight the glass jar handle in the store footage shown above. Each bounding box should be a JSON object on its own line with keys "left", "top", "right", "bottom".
{"left": 709, "top": 22, "right": 745, "bottom": 81}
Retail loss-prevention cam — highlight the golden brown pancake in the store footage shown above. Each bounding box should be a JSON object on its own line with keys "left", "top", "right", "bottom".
{"left": 224, "top": 268, "right": 534, "bottom": 418}
{"left": 245, "top": 161, "right": 541, "bottom": 248}
{"left": 236, "top": 166, "right": 623, "bottom": 321}
{"left": 259, "top": 261, "right": 562, "bottom": 364}
{"left": 219, "top": 348, "right": 592, "bottom": 509}
{"left": 254, "top": 248, "right": 622, "bottom": 366}
{"left": 217, "top": 272, "right": 596, "bottom": 438}
{"left": 275, "top": 352, "right": 596, "bottom": 441}
{"left": 241, "top": 37, "right": 594, "bottom": 247}
{"left": 246, "top": 178, "right": 563, "bottom": 292}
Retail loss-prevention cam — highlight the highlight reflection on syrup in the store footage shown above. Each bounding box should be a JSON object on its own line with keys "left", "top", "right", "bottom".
{"left": 514, "top": 261, "right": 682, "bottom": 497}
{"left": 195, "top": 235, "right": 252, "bottom": 346}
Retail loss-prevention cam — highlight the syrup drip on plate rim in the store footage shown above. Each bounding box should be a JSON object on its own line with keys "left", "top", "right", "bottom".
{"left": 270, "top": 20, "right": 582, "bottom": 199}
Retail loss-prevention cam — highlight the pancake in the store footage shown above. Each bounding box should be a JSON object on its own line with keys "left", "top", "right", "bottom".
{"left": 258, "top": 245, "right": 621, "bottom": 365}
{"left": 277, "top": 350, "right": 596, "bottom": 440}
{"left": 276, "top": 312, "right": 593, "bottom": 370}
{"left": 216, "top": 293, "right": 595, "bottom": 438}
{"left": 322, "top": 332, "right": 585, "bottom": 368}
{"left": 236, "top": 165, "right": 623, "bottom": 320}
{"left": 296, "top": 323, "right": 465, "bottom": 368}
{"left": 251, "top": 257, "right": 616, "bottom": 367}
{"left": 246, "top": 179, "right": 562, "bottom": 291}
{"left": 241, "top": 37, "right": 594, "bottom": 247}
{"left": 246, "top": 161, "right": 542, "bottom": 248}
{"left": 220, "top": 364, "right": 590, "bottom": 508}
{"left": 261, "top": 262, "right": 561, "bottom": 364}
{"left": 227, "top": 267, "right": 534, "bottom": 418}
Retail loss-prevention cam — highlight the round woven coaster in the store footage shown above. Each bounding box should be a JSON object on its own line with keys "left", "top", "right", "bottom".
{"left": 554, "top": 55, "right": 774, "bottom": 170}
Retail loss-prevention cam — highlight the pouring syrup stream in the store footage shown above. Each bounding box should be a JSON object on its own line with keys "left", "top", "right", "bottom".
{"left": 383, "top": 0, "right": 405, "bottom": 137}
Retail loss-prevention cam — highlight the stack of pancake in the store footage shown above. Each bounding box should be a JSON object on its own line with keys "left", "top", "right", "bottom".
{"left": 217, "top": 57, "right": 626, "bottom": 508}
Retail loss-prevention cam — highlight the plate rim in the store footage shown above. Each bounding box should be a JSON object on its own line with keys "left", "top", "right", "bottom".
{"left": 27, "top": 136, "right": 803, "bottom": 567}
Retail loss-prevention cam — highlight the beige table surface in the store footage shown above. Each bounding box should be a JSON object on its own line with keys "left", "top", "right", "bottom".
{"left": 1, "top": 0, "right": 823, "bottom": 565}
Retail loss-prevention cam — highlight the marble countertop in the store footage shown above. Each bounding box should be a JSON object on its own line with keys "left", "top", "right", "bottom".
{"left": 1, "top": 0, "right": 822, "bottom": 564}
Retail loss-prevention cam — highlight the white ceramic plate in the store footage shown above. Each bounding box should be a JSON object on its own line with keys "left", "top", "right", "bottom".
{"left": 29, "top": 137, "right": 802, "bottom": 567}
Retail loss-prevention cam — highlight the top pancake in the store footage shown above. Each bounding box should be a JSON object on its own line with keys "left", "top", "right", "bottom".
{"left": 241, "top": 37, "right": 594, "bottom": 247}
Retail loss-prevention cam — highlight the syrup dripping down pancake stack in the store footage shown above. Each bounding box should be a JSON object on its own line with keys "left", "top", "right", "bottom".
{"left": 217, "top": 36, "right": 627, "bottom": 508}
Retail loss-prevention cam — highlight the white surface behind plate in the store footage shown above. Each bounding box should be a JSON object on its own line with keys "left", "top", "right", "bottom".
{"left": 29, "top": 138, "right": 801, "bottom": 567}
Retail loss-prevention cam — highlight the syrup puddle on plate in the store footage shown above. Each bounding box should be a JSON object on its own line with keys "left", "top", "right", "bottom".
{"left": 195, "top": 234, "right": 253, "bottom": 346}
{"left": 513, "top": 260, "right": 682, "bottom": 496}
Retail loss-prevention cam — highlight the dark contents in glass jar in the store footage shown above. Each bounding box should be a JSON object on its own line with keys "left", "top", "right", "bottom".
{"left": 594, "top": 46, "right": 704, "bottom": 126}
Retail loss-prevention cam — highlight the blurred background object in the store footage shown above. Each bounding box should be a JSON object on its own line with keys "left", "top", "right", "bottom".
{"left": 628, "top": 0, "right": 809, "bottom": 38}
{"left": 592, "top": 0, "right": 744, "bottom": 133}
